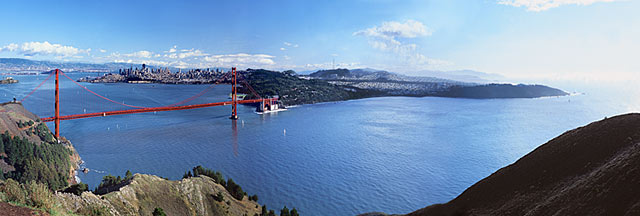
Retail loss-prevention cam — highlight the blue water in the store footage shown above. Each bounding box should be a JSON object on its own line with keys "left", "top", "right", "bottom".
{"left": 1, "top": 72, "right": 639, "bottom": 215}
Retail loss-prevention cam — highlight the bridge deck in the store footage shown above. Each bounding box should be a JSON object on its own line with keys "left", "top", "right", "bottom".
{"left": 41, "top": 99, "right": 264, "bottom": 122}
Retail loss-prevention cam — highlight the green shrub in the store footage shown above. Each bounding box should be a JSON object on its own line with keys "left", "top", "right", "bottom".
{"left": 2, "top": 178, "right": 26, "bottom": 204}
{"left": 78, "top": 204, "right": 109, "bottom": 216}
{"left": 62, "top": 183, "right": 89, "bottom": 196}
{"left": 153, "top": 207, "right": 167, "bottom": 216}
{"left": 213, "top": 191, "right": 224, "bottom": 202}
{"left": 26, "top": 180, "right": 55, "bottom": 209}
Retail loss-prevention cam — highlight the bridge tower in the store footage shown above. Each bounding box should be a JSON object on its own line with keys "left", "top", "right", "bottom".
{"left": 54, "top": 69, "right": 60, "bottom": 138}
{"left": 230, "top": 67, "right": 238, "bottom": 120}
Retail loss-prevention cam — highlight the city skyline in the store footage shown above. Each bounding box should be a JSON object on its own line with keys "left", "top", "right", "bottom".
{"left": 0, "top": 0, "right": 637, "bottom": 81}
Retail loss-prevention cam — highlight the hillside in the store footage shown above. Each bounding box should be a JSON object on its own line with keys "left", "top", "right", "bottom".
{"left": 242, "top": 69, "right": 383, "bottom": 105}
{"left": 55, "top": 174, "right": 263, "bottom": 216}
{"left": 433, "top": 84, "right": 568, "bottom": 99}
{"left": 0, "top": 102, "right": 81, "bottom": 189}
{"left": 307, "top": 69, "right": 567, "bottom": 99}
{"left": 378, "top": 113, "right": 640, "bottom": 215}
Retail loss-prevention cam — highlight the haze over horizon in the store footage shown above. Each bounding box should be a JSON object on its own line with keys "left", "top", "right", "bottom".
{"left": 0, "top": 0, "right": 638, "bottom": 82}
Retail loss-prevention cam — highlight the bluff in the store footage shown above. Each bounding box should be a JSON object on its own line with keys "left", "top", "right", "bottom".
{"left": 55, "top": 174, "right": 263, "bottom": 216}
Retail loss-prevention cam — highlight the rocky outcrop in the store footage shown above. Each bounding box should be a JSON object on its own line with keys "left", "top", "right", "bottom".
{"left": 56, "top": 174, "right": 262, "bottom": 216}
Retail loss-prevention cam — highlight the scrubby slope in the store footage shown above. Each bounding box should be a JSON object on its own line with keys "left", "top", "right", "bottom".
{"left": 408, "top": 113, "right": 640, "bottom": 216}
{"left": 56, "top": 174, "right": 262, "bottom": 216}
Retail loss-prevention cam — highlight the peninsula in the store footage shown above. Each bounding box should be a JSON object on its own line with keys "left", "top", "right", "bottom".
{"left": 79, "top": 66, "right": 568, "bottom": 105}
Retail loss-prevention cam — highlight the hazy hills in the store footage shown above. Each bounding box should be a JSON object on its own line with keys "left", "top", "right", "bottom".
{"left": 307, "top": 68, "right": 567, "bottom": 98}
{"left": 0, "top": 58, "right": 129, "bottom": 72}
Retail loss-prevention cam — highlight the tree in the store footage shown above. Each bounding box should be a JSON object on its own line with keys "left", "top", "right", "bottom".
{"left": 261, "top": 205, "right": 268, "bottom": 216}
{"left": 62, "top": 183, "right": 88, "bottom": 196}
{"left": 290, "top": 208, "right": 299, "bottom": 216}
{"left": 125, "top": 170, "right": 133, "bottom": 180}
{"left": 280, "top": 206, "right": 290, "bottom": 216}
{"left": 152, "top": 207, "right": 166, "bottom": 216}
{"left": 226, "top": 178, "right": 245, "bottom": 200}
{"left": 251, "top": 194, "right": 258, "bottom": 202}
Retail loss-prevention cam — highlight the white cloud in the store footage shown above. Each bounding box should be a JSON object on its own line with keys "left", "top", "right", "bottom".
{"left": 283, "top": 42, "right": 299, "bottom": 48}
{"left": 99, "top": 49, "right": 107, "bottom": 53}
{"left": 124, "top": 50, "right": 153, "bottom": 58}
{"left": 204, "top": 53, "right": 276, "bottom": 67}
{"left": 497, "top": 0, "right": 618, "bottom": 11}
{"left": 354, "top": 20, "right": 449, "bottom": 70}
{"left": 0, "top": 41, "right": 90, "bottom": 57}
{"left": 280, "top": 47, "right": 286, "bottom": 51}
{"left": 165, "top": 45, "right": 177, "bottom": 53}
{"left": 0, "top": 43, "right": 19, "bottom": 52}
{"left": 178, "top": 49, "right": 207, "bottom": 59}
{"left": 354, "top": 20, "right": 431, "bottom": 54}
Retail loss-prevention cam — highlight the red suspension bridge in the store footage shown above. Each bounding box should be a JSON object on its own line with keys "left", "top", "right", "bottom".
{"left": 19, "top": 67, "right": 278, "bottom": 139}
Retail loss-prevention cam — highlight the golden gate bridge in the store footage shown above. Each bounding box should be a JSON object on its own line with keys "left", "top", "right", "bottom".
{"left": 18, "top": 67, "right": 279, "bottom": 139}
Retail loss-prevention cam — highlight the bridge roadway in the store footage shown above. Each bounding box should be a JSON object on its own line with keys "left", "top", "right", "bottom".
{"left": 40, "top": 98, "right": 264, "bottom": 122}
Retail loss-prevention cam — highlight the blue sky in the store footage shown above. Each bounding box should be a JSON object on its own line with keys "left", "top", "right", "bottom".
{"left": 0, "top": 0, "right": 638, "bottom": 81}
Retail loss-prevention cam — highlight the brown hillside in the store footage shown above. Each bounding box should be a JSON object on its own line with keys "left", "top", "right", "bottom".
{"left": 407, "top": 113, "right": 640, "bottom": 216}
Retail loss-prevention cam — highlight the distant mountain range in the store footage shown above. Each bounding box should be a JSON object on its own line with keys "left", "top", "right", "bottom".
{"left": 308, "top": 68, "right": 505, "bottom": 84}
{"left": 0, "top": 58, "right": 128, "bottom": 72}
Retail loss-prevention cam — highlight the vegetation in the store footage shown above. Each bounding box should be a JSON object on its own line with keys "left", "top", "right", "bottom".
{"left": 213, "top": 191, "right": 225, "bottom": 202}
{"left": 0, "top": 130, "right": 72, "bottom": 190}
{"left": 242, "top": 69, "right": 383, "bottom": 105}
{"left": 183, "top": 165, "right": 301, "bottom": 215}
{"left": 61, "top": 183, "right": 89, "bottom": 196}
{"left": 94, "top": 170, "right": 134, "bottom": 195}
{"left": 0, "top": 179, "right": 56, "bottom": 211}
{"left": 183, "top": 165, "right": 245, "bottom": 200}
{"left": 153, "top": 207, "right": 167, "bottom": 216}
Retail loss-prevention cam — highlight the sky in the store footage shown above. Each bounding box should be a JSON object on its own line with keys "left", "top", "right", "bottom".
{"left": 0, "top": 0, "right": 638, "bottom": 81}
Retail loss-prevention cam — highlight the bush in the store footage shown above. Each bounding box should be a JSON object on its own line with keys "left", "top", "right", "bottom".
{"left": 153, "top": 207, "right": 167, "bottom": 216}
{"left": 78, "top": 205, "right": 109, "bottom": 216}
{"left": 250, "top": 194, "right": 258, "bottom": 202}
{"left": 26, "top": 180, "right": 55, "bottom": 209}
{"left": 62, "top": 183, "right": 89, "bottom": 196}
{"left": 2, "top": 178, "right": 26, "bottom": 204}
{"left": 213, "top": 191, "right": 224, "bottom": 202}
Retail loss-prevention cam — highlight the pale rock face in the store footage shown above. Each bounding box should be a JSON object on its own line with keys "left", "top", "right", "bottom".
{"left": 55, "top": 174, "right": 262, "bottom": 216}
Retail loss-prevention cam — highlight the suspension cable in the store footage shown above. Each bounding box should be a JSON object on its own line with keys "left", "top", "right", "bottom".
{"left": 20, "top": 72, "right": 54, "bottom": 102}
{"left": 60, "top": 71, "right": 147, "bottom": 109}
{"left": 166, "top": 72, "right": 231, "bottom": 107}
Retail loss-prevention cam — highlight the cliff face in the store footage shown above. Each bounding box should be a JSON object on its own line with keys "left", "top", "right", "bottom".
{"left": 56, "top": 174, "right": 262, "bottom": 216}
{"left": 407, "top": 113, "right": 640, "bottom": 216}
